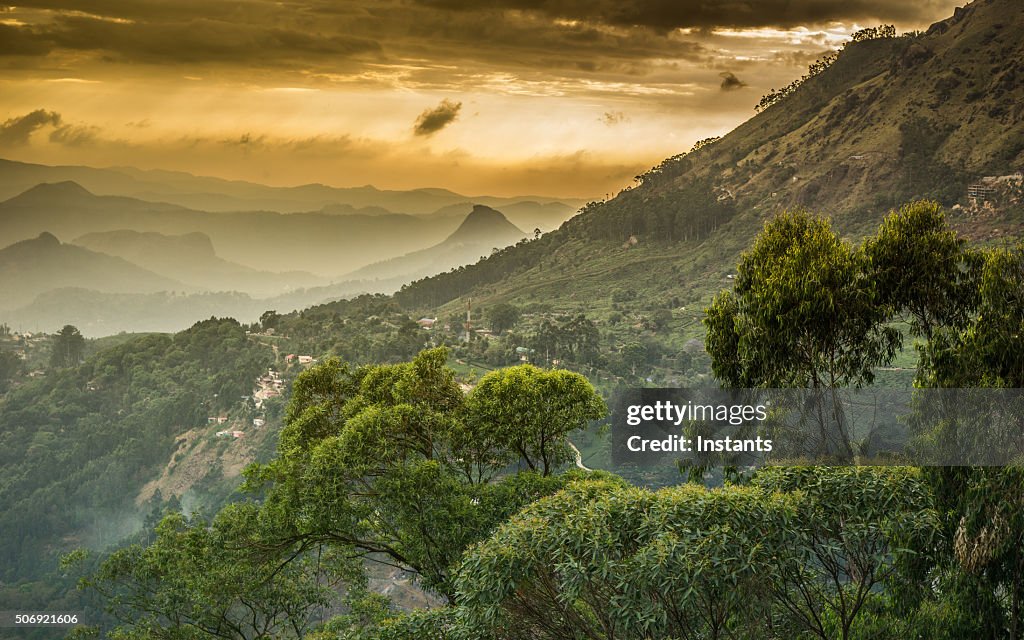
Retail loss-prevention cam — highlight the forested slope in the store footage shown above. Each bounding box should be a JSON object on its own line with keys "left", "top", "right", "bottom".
{"left": 0, "top": 318, "right": 272, "bottom": 583}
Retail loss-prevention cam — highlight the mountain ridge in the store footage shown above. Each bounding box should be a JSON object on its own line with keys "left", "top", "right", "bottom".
{"left": 0, "top": 158, "right": 585, "bottom": 217}
{"left": 0, "top": 181, "right": 459, "bottom": 276}
{"left": 394, "top": 0, "right": 1024, "bottom": 317}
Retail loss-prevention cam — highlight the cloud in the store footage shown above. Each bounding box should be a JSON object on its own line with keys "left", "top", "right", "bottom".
{"left": 0, "top": 109, "right": 63, "bottom": 146}
{"left": 600, "top": 111, "right": 629, "bottom": 126}
{"left": 413, "top": 99, "right": 462, "bottom": 136}
{"left": 414, "top": 0, "right": 960, "bottom": 31}
{"left": 49, "top": 123, "right": 100, "bottom": 146}
{"left": 0, "top": 0, "right": 956, "bottom": 99}
{"left": 0, "top": 23, "right": 54, "bottom": 56}
{"left": 0, "top": 10, "right": 380, "bottom": 68}
{"left": 719, "top": 71, "right": 747, "bottom": 91}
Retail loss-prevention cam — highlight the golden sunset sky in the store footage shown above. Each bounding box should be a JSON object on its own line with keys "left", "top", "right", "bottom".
{"left": 0, "top": 1, "right": 961, "bottom": 198}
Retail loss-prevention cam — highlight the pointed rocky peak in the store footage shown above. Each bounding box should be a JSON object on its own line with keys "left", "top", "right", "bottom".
{"left": 446, "top": 205, "right": 525, "bottom": 244}
{"left": 34, "top": 231, "right": 61, "bottom": 247}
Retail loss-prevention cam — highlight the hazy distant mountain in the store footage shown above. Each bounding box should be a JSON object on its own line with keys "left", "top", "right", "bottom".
{"left": 2, "top": 277, "right": 387, "bottom": 337}
{"left": 0, "top": 158, "right": 585, "bottom": 215}
{"left": 318, "top": 203, "right": 396, "bottom": 216}
{"left": 0, "top": 182, "right": 459, "bottom": 275}
{"left": 3, "top": 288, "right": 263, "bottom": 337}
{"left": 73, "top": 230, "right": 326, "bottom": 296}
{"left": 427, "top": 200, "right": 575, "bottom": 233}
{"left": 341, "top": 205, "right": 526, "bottom": 292}
{"left": 0, "top": 232, "right": 185, "bottom": 313}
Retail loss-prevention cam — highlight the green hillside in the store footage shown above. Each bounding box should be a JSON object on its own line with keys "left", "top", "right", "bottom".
{"left": 0, "top": 318, "right": 276, "bottom": 625}
{"left": 395, "top": 0, "right": 1024, "bottom": 331}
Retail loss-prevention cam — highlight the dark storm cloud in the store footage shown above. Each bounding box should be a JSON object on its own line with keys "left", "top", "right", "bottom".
{"left": 3, "top": 14, "right": 380, "bottom": 66}
{"left": 719, "top": 71, "right": 747, "bottom": 91}
{"left": 0, "top": 0, "right": 956, "bottom": 85}
{"left": 0, "top": 0, "right": 708, "bottom": 76}
{"left": 0, "top": 109, "right": 62, "bottom": 145}
{"left": 0, "top": 24, "right": 53, "bottom": 56}
{"left": 413, "top": 0, "right": 956, "bottom": 31}
{"left": 413, "top": 99, "right": 462, "bottom": 136}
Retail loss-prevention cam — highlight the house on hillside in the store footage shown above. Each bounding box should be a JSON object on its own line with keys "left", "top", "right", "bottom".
{"left": 968, "top": 172, "right": 1023, "bottom": 204}
{"left": 968, "top": 180, "right": 998, "bottom": 202}
{"left": 417, "top": 317, "right": 437, "bottom": 329}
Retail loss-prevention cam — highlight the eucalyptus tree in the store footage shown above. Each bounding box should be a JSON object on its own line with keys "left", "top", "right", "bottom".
{"left": 455, "top": 467, "right": 936, "bottom": 640}
{"left": 50, "top": 323, "right": 86, "bottom": 369}
{"left": 863, "top": 200, "right": 981, "bottom": 343}
{"left": 704, "top": 211, "right": 899, "bottom": 459}
{"left": 465, "top": 365, "right": 607, "bottom": 476}
{"left": 245, "top": 348, "right": 605, "bottom": 601}
{"left": 915, "top": 243, "right": 1024, "bottom": 639}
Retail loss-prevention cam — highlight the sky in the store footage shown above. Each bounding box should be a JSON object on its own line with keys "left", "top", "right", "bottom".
{"left": 0, "top": 1, "right": 963, "bottom": 199}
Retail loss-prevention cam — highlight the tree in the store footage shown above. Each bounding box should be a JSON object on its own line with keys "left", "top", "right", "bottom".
{"left": 456, "top": 467, "right": 935, "bottom": 640}
{"left": 648, "top": 308, "right": 672, "bottom": 331}
{"left": 529, "top": 314, "right": 601, "bottom": 365}
{"left": 72, "top": 504, "right": 345, "bottom": 640}
{"left": 704, "top": 211, "right": 899, "bottom": 459}
{"left": 0, "top": 350, "right": 22, "bottom": 392}
{"left": 619, "top": 341, "right": 647, "bottom": 376}
{"left": 49, "top": 324, "right": 85, "bottom": 369}
{"left": 863, "top": 201, "right": 980, "bottom": 342}
{"left": 705, "top": 211, "right": 898, "bottom": 389}
{"left": 912, "top": 243, "right": 1024, "bottom": 638}
{"left": 752, "top": 467, "right": 938, "bottom": 640}
{"left": 465, "top": 365, "right": 607, "bottom": 476}
{"left": 919, "top": 243, "right": 1024, "bottom": 388}
{"left": 259, "top": 310, "right": 280, "bottom": 331}
{"left": 244, "top": 349, "right": 606, "bottom": 601}
{"left": 485, "top": 303, "right": 521, "bottom": 335}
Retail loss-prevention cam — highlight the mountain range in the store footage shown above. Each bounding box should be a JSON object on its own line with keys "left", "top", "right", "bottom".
{"left": 0, "top": 195, "right": 535, "bottom": 335}
{"left": 0, "top": 158, "right": 582, "bottom": 227}
{"left": 0, "top": 181, "right": 460, "bottom": 276}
